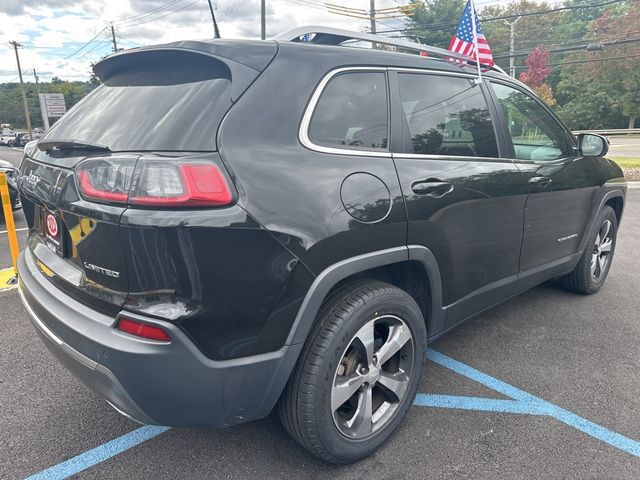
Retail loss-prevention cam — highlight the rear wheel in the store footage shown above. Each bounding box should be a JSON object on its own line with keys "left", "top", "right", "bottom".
{"left": 559, "top": 206, "right": 618, "bottom": 294}
{"left": 279, "top": 280, "right": 426, "bottom": 463}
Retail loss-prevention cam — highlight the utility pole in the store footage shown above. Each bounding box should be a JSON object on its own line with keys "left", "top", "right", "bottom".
{"left": 110, "top": 23, "right": 118, "bottom": 53}
{"left": 34, "top": 68, "right": 49, "bottom": 131}
{"left": 325, "top": 2, "right": 416, "bottom": 48}
{"left": 9, "top": 41, "right": 33, "bottom": 140}
{"left": 369, "top": 0, "right": 376, "bottom": 35}
{"left": 504, "top": 17, "right": 521, "bottom": 78}
{"left": 260, "top": 0, "right": 266, "bottom": 40}
{"left": 32, "top": 68, "right": 40, "bottom": 95}
{"left": 207, "top": 0, "right": 221, "bottom": 38}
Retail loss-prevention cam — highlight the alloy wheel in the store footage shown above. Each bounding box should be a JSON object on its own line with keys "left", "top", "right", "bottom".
{"left": 591, "top": 219, "right": 613, "bottom": 282}
{"left": 331, "top": 315, "right": 414, "bottom": 439}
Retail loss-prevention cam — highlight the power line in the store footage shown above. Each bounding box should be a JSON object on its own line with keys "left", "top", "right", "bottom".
{"left": 377, "top": 0, "right": 625, "bottom": 34}
{"left": 516, "top": 51, "right": 640, "bottom": 70}
{"left": 218, "top": 0, "right": 252, "bottom": 20}
{"left": 114, "top": 0, "right": 186, "bottom": 26}
{"left": 493, "top": 36, "right": 640, "bottom": 59}
{"left": 63, "top": 26, "right": 108, "bottom": 60}
{"left": 117, "top": 0, "right": 202, "bottom": 29}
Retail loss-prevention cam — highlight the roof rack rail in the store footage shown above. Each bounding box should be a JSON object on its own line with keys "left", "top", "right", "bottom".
{"left": 274, "top": 26, "right": 507, "bottom": 75}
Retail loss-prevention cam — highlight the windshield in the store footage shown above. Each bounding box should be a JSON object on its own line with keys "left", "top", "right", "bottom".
{"left": 43, "top": 53, "right": 232, "bottom": 152}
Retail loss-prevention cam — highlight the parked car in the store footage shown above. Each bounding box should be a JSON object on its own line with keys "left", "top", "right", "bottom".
{"left": 16, "top": 27, "right": 626, "bottom": 464}
{"left": 0, "top": 159, "right": 21, "bottom": 212}
{"left": 0, "top": 129, "right": 16, "bottom": 146}
{"left": 8, "top": 133, "right": 30, "bottom": 148}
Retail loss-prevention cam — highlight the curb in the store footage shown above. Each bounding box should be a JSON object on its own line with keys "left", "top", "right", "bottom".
{"left": 628, "top": 182, "right": 640, "bottom": 189}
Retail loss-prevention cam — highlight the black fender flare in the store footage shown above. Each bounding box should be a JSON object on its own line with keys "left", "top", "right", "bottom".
{"left": 578, "top": 186, "right": 626, "bottom": 255}
{"left": 285, "top": 245, "right": 446, "bottom": 346}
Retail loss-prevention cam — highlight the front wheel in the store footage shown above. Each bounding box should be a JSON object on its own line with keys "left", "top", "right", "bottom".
{"left": 559, "top": 206, "right": 618, "bottom": 294}
{"left": 279, "top": 280, "right": 426, "bottom": 463}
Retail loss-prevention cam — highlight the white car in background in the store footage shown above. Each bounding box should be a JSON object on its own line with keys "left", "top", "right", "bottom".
{"left": 0, "top": 129, "right": 17, "bottom": 146}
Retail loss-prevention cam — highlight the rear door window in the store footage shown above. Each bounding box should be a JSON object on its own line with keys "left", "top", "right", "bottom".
{"left": 308, "top": 71, "right": 388, "bottom": 151}
{"left": 396, "top": 73, "right": 499, "bottom": 158}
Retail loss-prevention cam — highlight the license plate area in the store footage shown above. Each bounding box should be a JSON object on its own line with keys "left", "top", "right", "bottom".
{"left": 40, "top": 207, "right": 65, "bottom": 257}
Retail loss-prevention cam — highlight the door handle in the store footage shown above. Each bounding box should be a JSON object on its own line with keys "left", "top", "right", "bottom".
{"left": 529, "top": 176, "right": 552, "bottom": 186}
{"left": 411, "top": 180, "right": 454, "bottom": 198}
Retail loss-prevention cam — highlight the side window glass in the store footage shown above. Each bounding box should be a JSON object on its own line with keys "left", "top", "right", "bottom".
{"left": 308, "top": 72, "right": 388, "bottom": 151}
{"left": 397, "top": 73, "right": 498, "bottom": 158}
{"left": 492, "top": 83, "right": 569, "bottom": 161}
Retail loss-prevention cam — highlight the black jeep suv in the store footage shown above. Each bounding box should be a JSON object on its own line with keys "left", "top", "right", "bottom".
{"left": 16, "top": 27, "right": 626, "bottom": 463}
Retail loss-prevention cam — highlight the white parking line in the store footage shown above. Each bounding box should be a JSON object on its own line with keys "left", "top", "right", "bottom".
{"left": 0, "top": 227, "right": 28, "bottom": 234}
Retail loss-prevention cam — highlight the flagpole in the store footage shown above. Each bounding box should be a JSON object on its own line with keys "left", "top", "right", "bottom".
{"left": 469, "top": 0, "right": 483, "bottom": 83}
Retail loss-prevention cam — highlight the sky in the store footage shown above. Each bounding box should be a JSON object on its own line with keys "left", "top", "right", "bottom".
{"left": 0, "top": 0, "right": 519, "bottom": 83}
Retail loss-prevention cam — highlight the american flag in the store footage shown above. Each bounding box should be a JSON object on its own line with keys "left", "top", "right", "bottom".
{"left": 448, "top": 0, "right": 494, "bottom": 67}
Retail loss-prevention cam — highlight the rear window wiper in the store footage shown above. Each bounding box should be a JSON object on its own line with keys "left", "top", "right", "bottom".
{"left": 37, "top": 139, "right": 111, "bottom": 152}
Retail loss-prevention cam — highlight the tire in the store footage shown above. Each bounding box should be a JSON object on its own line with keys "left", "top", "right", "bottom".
{"left": 559, "top": 206, "right": 618, "bottom": 295}
{"left": 279, "top": 279, "right": 427, "bottom": 463}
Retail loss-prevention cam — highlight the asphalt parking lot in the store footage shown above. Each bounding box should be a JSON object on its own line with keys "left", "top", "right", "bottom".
{"left": 0, "top": 146, "right": 638, "bottom": 478}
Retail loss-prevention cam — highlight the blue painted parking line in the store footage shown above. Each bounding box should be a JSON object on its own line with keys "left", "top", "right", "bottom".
{"left": 25, "top": 426, "right": 171, "bottom": 480}
{"left": 23, "top": 350, "right": 640, "bottom": 479}
{"left": 424, "top": 350, "right": 640, "bottom": 458}
{"left": 414, "top": 394, "right": 543, "bottom": 415}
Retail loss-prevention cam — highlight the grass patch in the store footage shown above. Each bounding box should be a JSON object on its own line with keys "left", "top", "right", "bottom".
{"left": 610, "top": 157, "right": 640, "bottom": 169}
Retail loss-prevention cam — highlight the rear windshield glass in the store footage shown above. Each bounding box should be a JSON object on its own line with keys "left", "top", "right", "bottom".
{"left": 43, "top": 52, "right": 232, "bottom": 151}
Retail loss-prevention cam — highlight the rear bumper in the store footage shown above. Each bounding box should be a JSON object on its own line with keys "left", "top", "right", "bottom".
{"left": 17, "top": 248, "right": 302, "bottom": 427}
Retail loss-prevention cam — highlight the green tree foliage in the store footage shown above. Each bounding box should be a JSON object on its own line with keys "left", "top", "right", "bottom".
{"left": 0, "top": 79, "right": 97, "bottom": 129}
{"left": 403, "top": 0, "right": 640, "bottom": 129}
{"left": 556, "top": 0, "right": 640, "bottom": 128}
{"left": 404, "top": 0, "right": 465, "bottom": 49}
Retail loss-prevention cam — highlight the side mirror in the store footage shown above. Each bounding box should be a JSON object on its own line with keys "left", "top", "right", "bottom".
{"left": 578, "top": 133, "right": 609, "bottom": 157}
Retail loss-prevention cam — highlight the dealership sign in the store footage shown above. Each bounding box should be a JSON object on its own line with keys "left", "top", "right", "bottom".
{"left": 38, "top": 93, "right": 67, "bottom": 129}
{"left": 39, "top": 93, "right": 67, "bottom": 117}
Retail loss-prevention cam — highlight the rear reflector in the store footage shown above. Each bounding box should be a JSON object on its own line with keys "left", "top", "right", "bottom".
{"left": 116, "top": 318, "right": 171, "bottom": 342}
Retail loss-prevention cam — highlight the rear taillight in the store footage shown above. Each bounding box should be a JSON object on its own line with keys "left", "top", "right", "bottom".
{"left": 116, "top": 317, "right": 171, "bottom": 342}
{"left": 130, "top": 163, "right": 232, "bottom": 207}
{"left": 77, "top": 157, "right": 135, "bottom": 204}
{"left": 76, "top": 156, "right": 232, "bottom": 208}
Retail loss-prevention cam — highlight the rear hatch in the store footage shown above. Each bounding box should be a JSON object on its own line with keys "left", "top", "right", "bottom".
{"left": 18, "top": 41, "right": 277, "bottom": 315}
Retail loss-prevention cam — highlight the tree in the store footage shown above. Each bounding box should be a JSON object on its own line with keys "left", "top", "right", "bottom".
{"left": 0, "top": 80, "right": 98, "bottom": 129}
{"left": 481, "top": 0, "right": 559, "bottom": 74}
{"left": 519, "top": 48, "right": 556, "bottom": 106}
{"left": 557, "top": 0, "right": 640, "bottom": 128}
{"left": 403, "top": 0, "right": 465, "bottom": 49}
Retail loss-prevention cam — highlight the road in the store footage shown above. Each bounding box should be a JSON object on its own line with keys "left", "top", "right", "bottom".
{"left": 0, "top": 141, "right": 638, "bottom": 478}
{"left": 0, "top": 146, "right": 24, "bottom": 167}
{"left": 607, "top": 136, "right": 640, "bottom": 158}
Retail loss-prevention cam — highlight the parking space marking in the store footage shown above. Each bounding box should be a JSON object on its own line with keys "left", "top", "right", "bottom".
{"left": 22, "top": 350, "right": 640, "bottom": 479}
{"left": 1, "top": 267, "right": 18, "bottom": 291}
{"left": 25, "top": 426, "right": 170, "bottom": 480}
{"left": 423, "top": 350, "right": 640, "bottom": 458}
{"left": 414, "top": 394, "right": 540, "bottom": 415}
{"left": 0, "top": 227, "right": 28, "bottom": 234}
